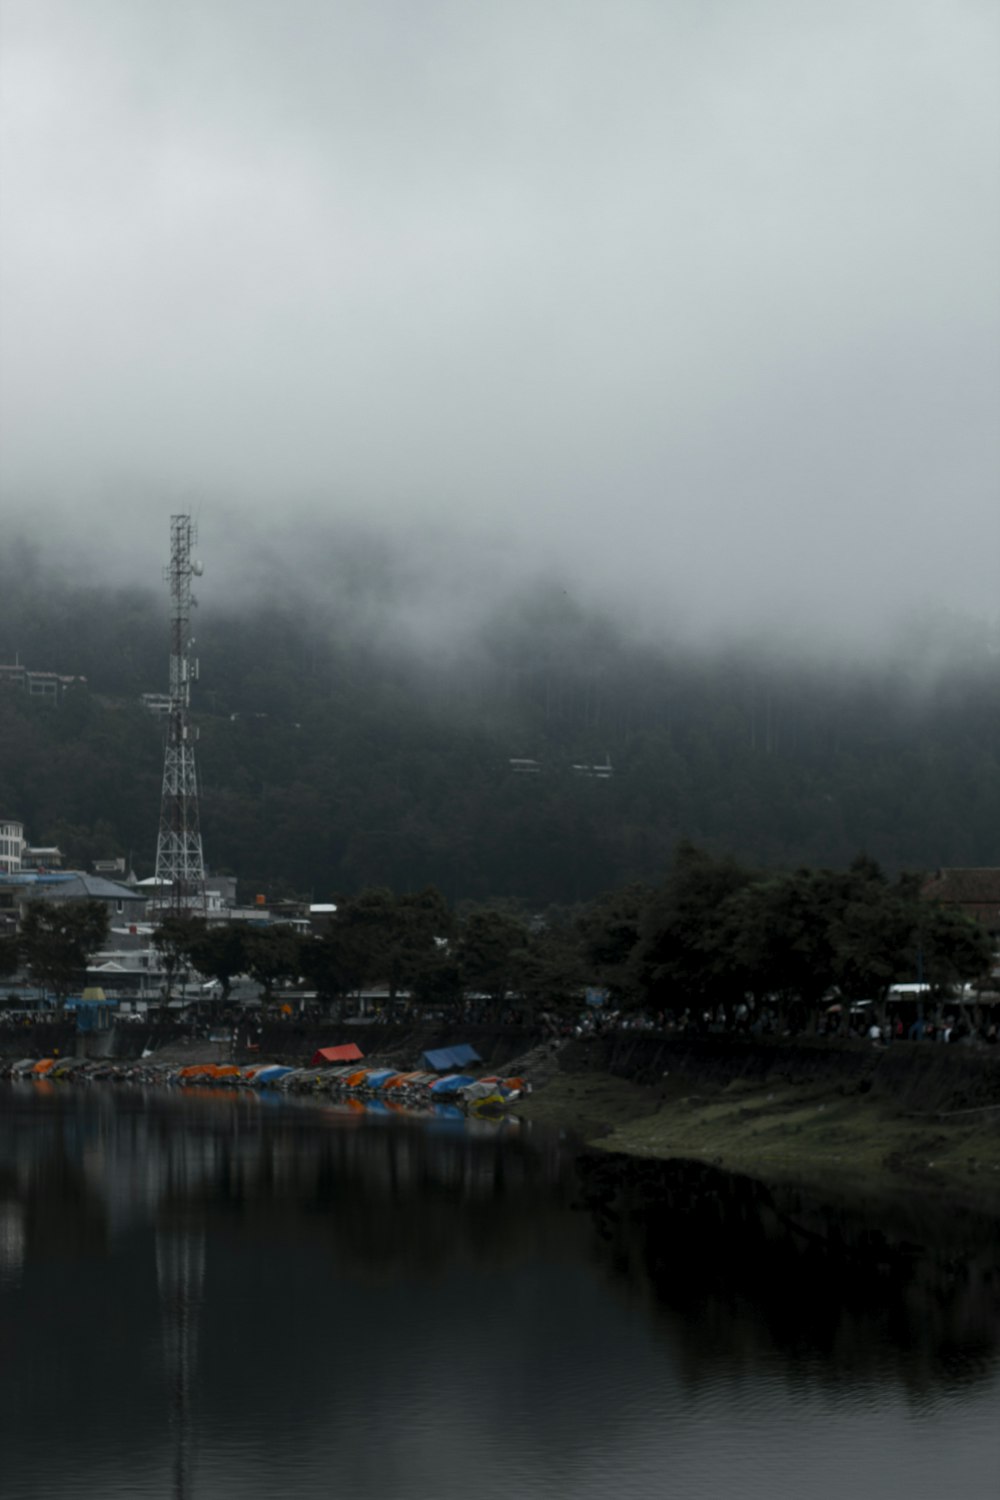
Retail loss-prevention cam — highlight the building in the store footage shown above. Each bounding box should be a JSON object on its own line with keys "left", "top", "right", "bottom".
{"left": 22, "top": 846, "right": 63, "bottom": 870}
{"left": 0, "top": 662, "right": 87, "bottom": 702}
{"left": 140, "top": 692, "right": 173, "bottom": 718}
{"left": 0, "top": 820, "right": 24, "bottom": 875}
{"left": 922, "top": 867, "right": 1000, "bottom": 978}
{"left": 9, "top": 871, "right": 146, "bottom": 924}
{"left": 922, "top": 868, "right": 1000, "bottom": 936}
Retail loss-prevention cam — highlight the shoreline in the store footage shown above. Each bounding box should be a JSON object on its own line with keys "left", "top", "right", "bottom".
{"left": 6, "top": 1021, "right": 998, "bottom": 1209}
{"left": 515, "top": 1060, "right": 1000, "bottom": 1211}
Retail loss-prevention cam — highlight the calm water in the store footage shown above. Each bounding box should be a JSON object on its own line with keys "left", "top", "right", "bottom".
{"left": 0, "top": 1083, "right": 997, "bottom": 1500}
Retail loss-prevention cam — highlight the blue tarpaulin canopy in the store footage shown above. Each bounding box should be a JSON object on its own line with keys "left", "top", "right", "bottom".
{"left": 422, "top": 1044, "right": 482, "bottom": 1072}
{"left": 430, "top": 1074, "right": 477, "bottom": 1095}
{"left": 363, "top": 1069, "right": 397, "bottom": 1089}
{"left": 254, "top": 1066, "right": 293, "bottom": 1086}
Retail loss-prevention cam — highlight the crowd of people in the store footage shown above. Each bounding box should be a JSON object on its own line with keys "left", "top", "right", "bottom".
{"left": 563, "top": 998, "right": 1000, "bottom": 1047}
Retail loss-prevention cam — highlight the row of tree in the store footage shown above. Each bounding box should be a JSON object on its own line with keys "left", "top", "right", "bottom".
{"left": 2, "top": 847, "right": 991, "bottom": 1025}
{"left": 155, "top": 887, "right": 584, "bottom": 1016}
{"left": 578, "top": 845, "right": 993, "bottom": 1025}
{"left": 158, "top": 846, "right": 992, "bottom": 1024}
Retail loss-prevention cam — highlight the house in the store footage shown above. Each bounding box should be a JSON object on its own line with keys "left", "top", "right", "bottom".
{"left": 23, "top": 845, "right": 64, "bottom": 870}
{"left": 17, "top": 872, "right": 146, "bottom": 923}
{"left": 921, "top": 868, "right": 1000, "bottom": 976}
{"left": 922, "top": 868, "right": 1000, "bottom": 934}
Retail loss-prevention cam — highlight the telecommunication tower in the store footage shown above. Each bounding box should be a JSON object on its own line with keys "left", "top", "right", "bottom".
{"left": 154, "top": 515, "right": 206, "bottom": 912}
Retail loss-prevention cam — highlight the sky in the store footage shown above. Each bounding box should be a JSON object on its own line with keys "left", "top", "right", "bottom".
{"left": 1, "top": 0, "right": 998, "bottom": 650}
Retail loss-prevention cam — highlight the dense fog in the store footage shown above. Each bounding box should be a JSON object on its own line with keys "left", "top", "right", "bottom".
{"left": 2, "top": 1, "right": 997, "bottom": 655}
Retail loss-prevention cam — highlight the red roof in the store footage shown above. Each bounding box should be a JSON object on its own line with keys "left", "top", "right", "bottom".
{"left": 310, "top": 1043, "right": 364, "bottom": 1066}
{"left": 922, "top": 868, "right": 1000, "bottom": 933}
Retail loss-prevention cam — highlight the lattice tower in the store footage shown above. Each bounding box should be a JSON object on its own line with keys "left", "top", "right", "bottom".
{"left": 154, "top": 515, "right": 206, "bottom": 911}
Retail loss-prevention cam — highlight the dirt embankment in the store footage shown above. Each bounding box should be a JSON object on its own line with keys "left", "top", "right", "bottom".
{"left": 517, "top": 1033, "right": 1000, "bottom": 1203}
{"left": 563, "top": 1031, "right": 1000, "bottom": 1111}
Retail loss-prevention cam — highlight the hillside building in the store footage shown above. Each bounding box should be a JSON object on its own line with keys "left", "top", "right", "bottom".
{"left": 0, "top": 661, "right": 87, "bottom": 702}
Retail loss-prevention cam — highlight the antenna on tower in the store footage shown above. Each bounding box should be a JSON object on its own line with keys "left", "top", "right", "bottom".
{"left": 154, "top": 515, "right": 206, "bottom": 915}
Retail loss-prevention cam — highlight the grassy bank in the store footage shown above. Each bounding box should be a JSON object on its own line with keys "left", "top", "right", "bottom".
{"left": 516, "top": 1040, "right": 1000, "bottom": 1207}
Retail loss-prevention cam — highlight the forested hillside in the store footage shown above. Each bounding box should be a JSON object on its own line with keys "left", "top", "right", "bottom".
{"left": 2, "top": 543, "right": 999, "bottom": 905}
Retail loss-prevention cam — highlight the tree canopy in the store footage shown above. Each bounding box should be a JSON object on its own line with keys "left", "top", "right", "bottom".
{"left": 18, "top": 899, "right": 110, "bottom": 1004}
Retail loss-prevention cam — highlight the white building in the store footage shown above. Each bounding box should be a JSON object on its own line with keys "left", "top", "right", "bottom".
{"left": 0, "top": 820, "right": 24, "bottom": 875}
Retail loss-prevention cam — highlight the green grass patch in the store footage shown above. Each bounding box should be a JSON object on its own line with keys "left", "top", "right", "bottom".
{"left": 517, "top": 1066, "right": 1000, "bottom": 1210}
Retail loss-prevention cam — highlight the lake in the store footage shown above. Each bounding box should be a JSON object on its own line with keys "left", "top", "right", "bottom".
{"left": 0, "top": 1082, "right": 997, "bottom": 1499}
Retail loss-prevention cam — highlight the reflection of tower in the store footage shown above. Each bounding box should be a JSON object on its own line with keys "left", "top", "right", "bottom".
{"left": 0, "top": 1202, "right": 25, "bottom": 1289}
{"left": 156, "top": 1223, "right": 205, "bottom": 1500}
{"left": 154, "top": 515, "right": 206, "bottom": 913}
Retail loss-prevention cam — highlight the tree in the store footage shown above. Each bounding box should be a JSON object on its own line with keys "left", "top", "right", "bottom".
{"left": 298, "top": 925, "right": 372, "bottom": 1012}
{"left": 512, "top": 918, "right": 587, "bottom": 1021}
{"left": 390, "top": 887, "right": 454, "bottom": 1005}
{"left": 906, "top": 899, "right": 993, "bottom": 994}
{"left": 455, "top": 908, "right": 530, "bottom": 1012}
{"left": 726, "top": 868, "right": 843, "bottom": 1026}
{"left": 337, "top": 887, "right": 399, "bottom": 996}
{"left": 242, "top": 926, "right": 301, "bottom": 1006}
{"left": 19, "top": 899, "right": 109, "bottom": 1010}
{"left": 407, "top": 948, "right": 465, "bottom": 1014}
{"left": 826, "top": 859, "right": 913, "bottom": 1007}
{"left": 632, "top": 842, "right": 756, "bottom": 1011}
{"left": 182, "top": 921, "right": 251, "bottom": 1004}
{"left": 154, "top": 915, "right": 200, "bottom": 999}
{"left": 578, "top": 883, "right": 653, "bottom": 1009}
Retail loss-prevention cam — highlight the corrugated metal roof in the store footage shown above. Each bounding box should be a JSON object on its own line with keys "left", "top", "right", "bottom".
{"left": 29, "top": 874, "right": 144, "bottom": 902}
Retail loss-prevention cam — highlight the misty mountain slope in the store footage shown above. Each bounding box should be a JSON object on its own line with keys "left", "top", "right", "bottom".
{"left": 2, "top": 559, "right": 999, "bottom": 902}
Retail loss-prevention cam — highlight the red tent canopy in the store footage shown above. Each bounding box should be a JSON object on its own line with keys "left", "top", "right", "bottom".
{"left": 310, "top": 1043, "right": 364, "bottom": 1066}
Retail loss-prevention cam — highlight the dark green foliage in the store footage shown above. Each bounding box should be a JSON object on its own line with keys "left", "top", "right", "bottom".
{"left": 910, "top": 903, "right": 993, "bottom": 992}
{"left": 179, "top": 921, "right": 251, "bottom": 1002}
{"left": 512, "top": 916, "right": 588, "bottom": 1019}
{"left": 3, "top": 550, "right": 1000, "bottom": 905}
{"left": 631, "top": 842, "right": 757, "bottom": 1010}
{"left": 389, "top": 887, "right": 456, "bottom": 1002}
{"left": 579, "top": 847, "right": 994, "bottom": 1020}
{"left": 454, "top": 908, "right": 530, "bottom": 1006}
{"left": 133, "top": 851, "right": 995, "bottom": 1024}
{"left": 19, "top": 899, "right": 109, "bottom": 1002}
{"left": 298, "top": 922, "right": 373, "bottom": 1005}
{"left": 242, "top": 926, "right": 301, "bottom": 1003}
{"left": 153, "top": 915, "right": 201, "bottom": 997}
{"left": 578, "top": 883, "right": 654, "bottom": 1008}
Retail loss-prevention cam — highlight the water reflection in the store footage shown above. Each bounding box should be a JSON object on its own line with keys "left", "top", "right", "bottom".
{"left": 573, "top": 1152, "right": 1000, "bottom": 1393}
{"left": 156, "top": 1224, "right": 205, "bottom": 1500}
{"left": 0, "top": 1084, "right": 997, "bottom": 1500}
